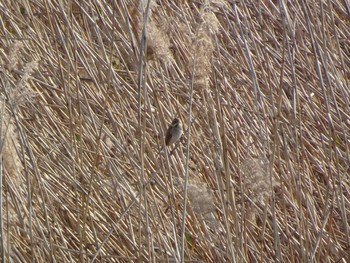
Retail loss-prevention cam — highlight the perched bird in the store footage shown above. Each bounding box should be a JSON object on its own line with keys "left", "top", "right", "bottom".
{"left": 165, "top": 118, "right": 182, "bottom": 146}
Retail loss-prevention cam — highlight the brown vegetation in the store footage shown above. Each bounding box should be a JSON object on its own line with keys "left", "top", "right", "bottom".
{"left": 0, "top": 0, "right": 349, "bottom": 262}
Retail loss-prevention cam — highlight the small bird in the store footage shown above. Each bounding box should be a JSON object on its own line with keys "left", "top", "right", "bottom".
{"left": 165, "top": 118, "right": 182, "bottom": 146}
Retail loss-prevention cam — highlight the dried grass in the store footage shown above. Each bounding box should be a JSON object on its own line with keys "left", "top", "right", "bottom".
{"left": 0, "top": 0, "right": 349, "bottom": 262}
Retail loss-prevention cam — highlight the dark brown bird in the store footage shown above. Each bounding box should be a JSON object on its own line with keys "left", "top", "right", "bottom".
{"left": 165, "top": 118, "right": 182, "bottom": 146}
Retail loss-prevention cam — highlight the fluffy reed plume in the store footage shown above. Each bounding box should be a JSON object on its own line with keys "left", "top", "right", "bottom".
{"left": 1, "top": 111, "right": 23, "bottom": 187}
{"left": 241, "top": 156, "right": 278, "bottom": 221}
{"left": 178, "top": 176, "right": 217, "bottom": 228}
{"left": 191, "top": 4, "right": 220, "bottom": 90}
{"left": 146, "top": 17, "right": 173, "bottom": 65}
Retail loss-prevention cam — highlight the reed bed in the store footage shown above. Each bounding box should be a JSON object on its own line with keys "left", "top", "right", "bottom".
{"left": 0, "top": 0, "right": 349, "bottom": 262}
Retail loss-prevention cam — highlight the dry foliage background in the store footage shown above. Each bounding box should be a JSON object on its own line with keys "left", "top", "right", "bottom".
{"left": 0, "top": 0, "right": 349, "bottom": 262}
